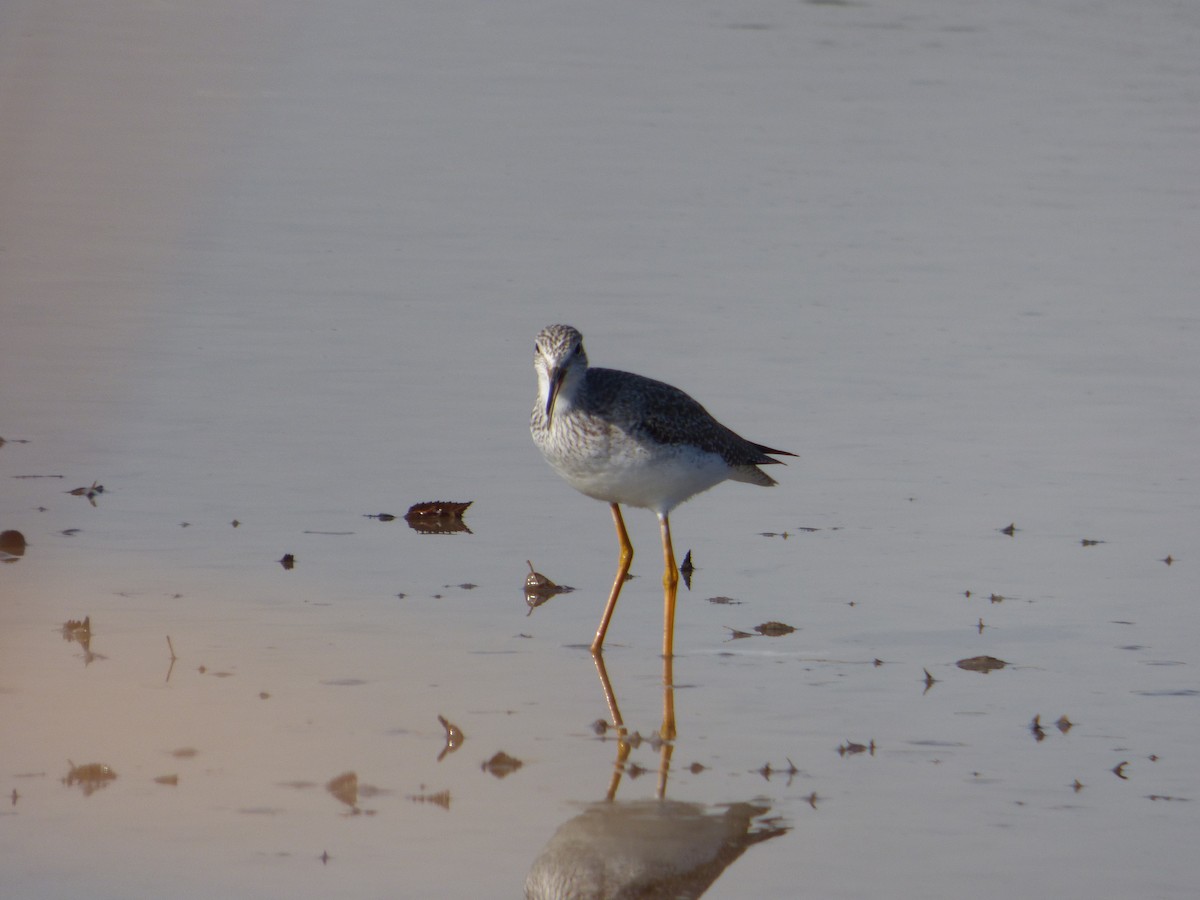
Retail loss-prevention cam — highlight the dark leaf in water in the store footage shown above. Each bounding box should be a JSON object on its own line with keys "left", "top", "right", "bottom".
{"left": 837, "top": 740, "right": 874, "bottom": 757}
{"left": 524, "top": 561, "right": 573, "bottom": 611}
{"left": 405, "top": 500, "right": 471, "bottom": 519}
{"left": 956, "top": 655, "right": 1008, "bottom": 673}
{"left": 724, "top": 626, "right": 754, "bottom": 640}
{"left": 679, "top": 550, "right": 693, "bottom": 589}
{"left": 755, "top": 621, "right": 796, "bottom": 637}
{"left": 64, "top": 761, "right": 117, "bottom": 795}
{"left": 437, "top": 715, "right": 465, "bottom": 762}
{"left": 66, "top": 481, "right": 104, "bottom": 505}
{"left": 1030, "top": 715, "right": 1046, "bottom": 742}
{"left": 1081, "top": 538, "right": 1105, "bottom": 546}
{"left": 1056, "top": 715, "right": 1074, "bottom": 734}
{"left": 0, "top": 529, "right": 27, "bottom": 558}
{"left": 326, "top": 771, "right": 359, "bottom": 808}
{"left": 1000, "top": 522, "right": 1018, "bottom": 536}
{"left": 61, "top": 616, "right": 91, "bottom": 642}
{"left": 278, "top": 553, "right": 295, "bottom": 570}
{"left": 481, "top": 751, "right": 523, "bottom": 779}
{"left": 404, "top": 501, "right": 473, "bottom": 535}
{"left": 407, "top": 789, "right": 451, "bottom": 810}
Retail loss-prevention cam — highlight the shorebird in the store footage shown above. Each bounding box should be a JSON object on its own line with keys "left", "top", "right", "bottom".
{"left": 531, "top": 324, "right": 793, "bottom": 657}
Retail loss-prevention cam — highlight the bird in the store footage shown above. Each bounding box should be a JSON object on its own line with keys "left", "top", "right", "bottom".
{"left": 530, "top": 324, "right": 794, "bottom": 657}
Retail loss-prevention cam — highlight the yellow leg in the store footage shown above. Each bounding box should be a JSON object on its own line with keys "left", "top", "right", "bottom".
{"left": 659, "top": 513, "right": 679, "bottom": 659}
{"left": 592, "top": 503, "right": 633, "bottom": 653}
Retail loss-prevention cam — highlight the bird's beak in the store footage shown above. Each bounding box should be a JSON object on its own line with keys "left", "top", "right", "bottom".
{"left": 545, "top": 366, "right": 565, "bottom": 424}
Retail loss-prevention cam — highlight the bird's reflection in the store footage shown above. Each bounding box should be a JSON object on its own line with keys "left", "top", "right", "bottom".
{"left": 525, "top": 653, "right": 788, "bottom": 899}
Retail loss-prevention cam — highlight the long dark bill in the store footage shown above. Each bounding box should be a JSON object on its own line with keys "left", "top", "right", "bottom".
{"left": 545, "top": 366, "right": 565, "bottom": 424}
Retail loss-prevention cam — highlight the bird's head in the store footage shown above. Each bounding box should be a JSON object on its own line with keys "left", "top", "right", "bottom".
{"left": 534, "top": 324, "right": 587, "bottom": 424}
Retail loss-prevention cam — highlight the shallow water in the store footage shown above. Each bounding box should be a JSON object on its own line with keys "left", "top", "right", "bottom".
{"left": 3, "top": 0, "right": 1199, "bottom": 897}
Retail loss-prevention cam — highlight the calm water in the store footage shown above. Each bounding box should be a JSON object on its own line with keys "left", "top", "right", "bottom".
{"left": 3, "top": 1, "right": 1198, "bottom": 897}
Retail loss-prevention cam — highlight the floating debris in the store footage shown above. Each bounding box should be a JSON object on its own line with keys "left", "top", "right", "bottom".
{"left": 231, "top": 519, "right": 240, "bottom": 527}
{"left": 1072, "top": 779, "right": 1085, "bottom": 793}
{"left": 481, "top": 751, "right": 523, "bottom": 779}
{"left": 1000, "top": 522, "right": 1018, "bottom": 536}
{"left": 1056, "top": 715, "right": 1074, "bottom": 734}
{"left": 679, "top": 550, "right": 694, "bottom": 589}
{"left": 404, "top": 501, "right": 473, "bottom": 535}
{"left": 364, "top": 513, "right": 397, "bottom": 521}
{"left": 754, "top": 622, "right": 796, "bottom": 637}
{"left": 837, "top": 740, "right": 875, "bottom": 757}
{"left": 0, "top": 529, "right": 27, "bottom": 561}
{"left": 625, "top": 762, "right": 650, "bottom": 780}
{"left": 724, "top": 626, "right": 755, "bottom": 640}
{"left": 66, "top": 481, "right": 104, "bottom": 506}
{"left": 278, "top": 553, "right": 296, "bottom": 570}
{"left": 1161, "top": 555, "right": 1174, "bottom": 565}
{"left": 524, "top": 560, "right": 574, "bottom": 611}
{"left": 326, "top": 772, "right": 360, "bottom": 811}
{"left": 154, "top": 774, "right": 179, "bottom": 786}
{"left": 407, "top": 789, "right": 451, "bottom": 810}
{"left": 922, "top": 668, "right": 938, "bottom": 693}
{"left": 1081, "top": 538, "right": 1105, "bottom": 547}
{"left": 407, "top": 500, "right": 471, "bottom": 518}
{"left": 437, "top": 715, "right": 465, "bottom": 762}
{"left": 989, "top": 593, "right": 1005, "bottom": 604}
{"left": 707, "top": 596, "right": 742, "bottom": 606}
{"left": 1030, "top": 715, "right": 1047, "bottom": 742}
{"left": 1113, "top": 761, "right": 1129, "bottom": 780}
{"left": 956, "top": 655, "right": 1008, "bottom": 673}
{"left": 63, "top": 761, "right": 117, "bottom": 796}
{"left": 757, "top": 758, "right": 802, "bottom": 783}
{"left": 61, "top": 616, "right": 91, "bottom": 643}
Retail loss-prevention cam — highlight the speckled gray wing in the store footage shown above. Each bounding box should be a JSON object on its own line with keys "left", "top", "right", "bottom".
{"left": 583, "top": 368, "right": 793, "bottom": 470}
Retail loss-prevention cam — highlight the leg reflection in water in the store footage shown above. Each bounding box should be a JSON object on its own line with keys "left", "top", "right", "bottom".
{"left": 524, "top": 652, "right": 789, "bottom": 899}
